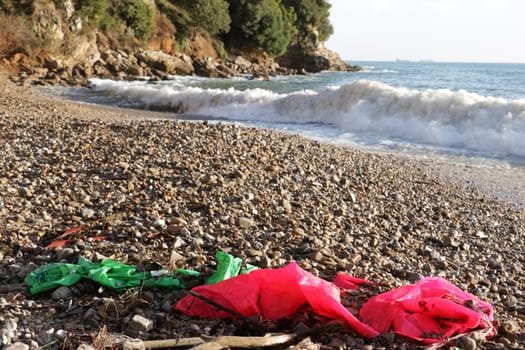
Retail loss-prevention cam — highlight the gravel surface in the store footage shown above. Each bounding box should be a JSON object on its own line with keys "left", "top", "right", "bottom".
{"left": 1, "top": 78, "right": 524, "bottom": 349}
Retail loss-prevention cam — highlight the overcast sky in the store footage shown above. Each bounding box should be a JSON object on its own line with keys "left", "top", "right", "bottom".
{"left": 325, "top": 0, "right": 525, "bottom": 63}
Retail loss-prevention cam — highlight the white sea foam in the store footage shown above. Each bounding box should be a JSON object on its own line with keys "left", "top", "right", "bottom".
{"left": 88, "top": 78, "right": 525, "bottom": 158}
{"left": 366, "top": 69, "right": 398, "bottom": 74}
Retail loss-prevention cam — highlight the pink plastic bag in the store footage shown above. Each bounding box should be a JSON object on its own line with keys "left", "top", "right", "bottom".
{"left": 359, "top": 277, "right": 495, "bottom": 344}
{"left": 175, "top": 262, "right": 379, "bottom": 338}
{"left": 175, "top": 264, "right": 495, "bottom": 345}
{"left": 333, "top": 272, "right": 376, "bottom": 290}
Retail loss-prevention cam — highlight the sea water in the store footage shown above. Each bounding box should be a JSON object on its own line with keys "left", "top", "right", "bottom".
{"left": 46, "top": 61, "right": 525, "bottom": 201}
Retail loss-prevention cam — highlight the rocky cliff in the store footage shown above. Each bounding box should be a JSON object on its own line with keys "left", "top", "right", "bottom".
{"left": 277, "top": 28, "right": 360, "bottom": 73}
{"left": 0, "top": 0, "right": 359, "bottom": 86}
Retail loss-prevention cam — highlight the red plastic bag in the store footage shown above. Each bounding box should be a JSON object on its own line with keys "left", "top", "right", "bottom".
{"left": 359, "top": 277, "right": 495, "bottom": 344}
{"left": 333, "top": 272, "right": 376, "bottom": 290}
{"left": 175, "top": 262, "right": 379, "bottom": 338}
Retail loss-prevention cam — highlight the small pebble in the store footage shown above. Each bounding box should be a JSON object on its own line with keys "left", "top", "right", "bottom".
{"left": 51, "top": 286, "right": 72, "bottom": 300}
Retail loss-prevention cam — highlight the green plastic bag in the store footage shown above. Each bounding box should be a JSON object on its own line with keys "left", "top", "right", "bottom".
{"left": 25, "top": 251, "right": 257, "bottom": 295}
{"left": 25, "top": 262, "right": 86, "bottom": 294}
{"left": 206, "top": 251, "right": 243, "bottom": 284}
{"left": 25, "top": 257, "right": 197, "bottom": 294}
{"left": 207, "top": 251, "right": 258, "bottom": 284}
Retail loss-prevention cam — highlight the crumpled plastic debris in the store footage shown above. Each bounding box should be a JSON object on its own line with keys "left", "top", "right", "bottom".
{"left": 175, "top": 262, "right": 380, "bottom": 338}
{"left": 26, "top": 251, "right": 497, "bottom": 345}
{"left": 25, "top": 251, "right": 253, "bottom": 295}
{"left": 46, "top": 226, "right": 109, "bottom": 248}
{"left": 25, "top": 256, "right": 196, "bottom": 294}
{"left": 206, "top": 251, "right": 257, "bottom": 285}
{"left": 332, "top": 272, "right": 376, "bottom": 291}
{"left": 175, "top": 264, "right": 495, "bottom": 343}
{"left": 24, "top": 262, "right": 85, "bottom": 294}
{"left": 359, "top": 277, "right": 495, "bottom": 344}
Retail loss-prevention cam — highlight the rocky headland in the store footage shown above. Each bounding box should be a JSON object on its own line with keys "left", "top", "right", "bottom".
{"left": 0, "top": 0, "right": 359, "bottom": 87}
{"left": 4, "top": 44, "right": 360, "bottom": 88}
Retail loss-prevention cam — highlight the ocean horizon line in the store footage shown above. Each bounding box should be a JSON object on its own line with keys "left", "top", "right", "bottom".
{"left": 345, "top": 59, "right": 525, "bottom": 65}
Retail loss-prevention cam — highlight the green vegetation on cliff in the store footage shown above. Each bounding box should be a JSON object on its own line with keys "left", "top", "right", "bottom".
{"left": 228, "top": 0, "right": 297, "bottom": 57}
{"left": 0, "top": 0, "right": 334, "bottom": 60}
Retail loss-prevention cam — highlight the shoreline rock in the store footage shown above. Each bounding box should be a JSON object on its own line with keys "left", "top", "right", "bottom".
{"left": 2, "top": 44, "right": 359, "bottom": 87}
{"left": 277, "top": 42, "right": 360, "bottom": 73}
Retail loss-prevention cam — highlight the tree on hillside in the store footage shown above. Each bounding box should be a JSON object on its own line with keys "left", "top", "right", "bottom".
{"left": 155, "top": 0, "right": 193, "bottom": 45}
{"left": 76, "top": 0, "right": 111, "bottom": 27}
{"left": 190, "top": 0, "right": 231, "bottom": 36}
{"left": 119, "top": 0, "right": 154, "bottom": 39}
{"left": 281, "top": 0, "right": 333, "bottom": 41}
{"left": 228, "top": 0, "right": 297, "bottom": 57}
{"left": 0, "top": 0, "right": 32, "bottom": 14}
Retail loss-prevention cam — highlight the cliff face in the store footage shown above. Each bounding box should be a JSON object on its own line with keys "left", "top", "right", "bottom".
{"left": 277, "top": 28, "right": 360, "bottom": 73}
{"left": 0, "top": 0, "right": 357, "bottom": 85}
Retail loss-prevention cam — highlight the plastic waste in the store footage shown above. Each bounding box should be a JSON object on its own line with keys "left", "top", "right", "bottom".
{"left": 24, "top": 262, "right": 86, "bottom": 294}
{"left": 206, "top": 251, "right": 243, "bottom": 285}
{"left": 175, "top": 262, "right": 380, "bottom": 338}
{"left": 206, "top": 251, "right": 258, "bottom": 285}
{"left": 359, "top": 277, "right": 495, "bottom": 344}
{"left": 25, "top": 256, "right": 198, "bottom": 294}
{"left": 27, "top": 252, "right": 496, "bottom": 345}
{"left": 332, "top": 272, "right": 376, "bottom": 291}
{"left": 25, "top": 251, "right": 251, "bottom": 294}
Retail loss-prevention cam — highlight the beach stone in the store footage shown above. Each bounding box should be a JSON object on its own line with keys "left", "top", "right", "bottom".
{"left": 1, "top": 319, "right": 17, "bottom": 346}
{"left": 457, "top": 335, "right": 477, "bottom": 350}
{"left": 51, "top": 286, "right": 72, "bottom": 300}
{"left": 76, "top": 345, "right": 96, "bottom": 350}
{"left": 497, "top": 337, "right": 512, "bottom": 347}
{"left": 161, "top": 301, "right": 173, "bottom": 313}
{"left": 282, "top": 199, "right": 292, "bottom": 213}
{"left": 292, "top": 227, "right": 305, "bottom": 237}
{"left": 153, "top": 218, "right": 166, "bottom": 228}
{"left": 407, "top": 272, "right": 424, "bottom": 283}
{"left": 37, "top": 329, "right": 55, "bottom": 344}
{"left": 81, "top": 208, "right": 95, "bottom": 218}
{"left": 6, "top": 342, "right": 29, "bottom": 350}
{"left": 128, "top": 315, "right": 153, "bottom": 332}
{"left": 18, "top": 187, "right": 33, "bottom": 198}
{"left": 499, "top": 319, "right": 520, "bottom": 340}
{"left": 237, "top": 217, "right": 254, "bottom": 228}
{"left": 55, "top": 329, "right": 67, "bottom": 340}
{"left": 56, "top": 247, "right": 75, "bottom": 260}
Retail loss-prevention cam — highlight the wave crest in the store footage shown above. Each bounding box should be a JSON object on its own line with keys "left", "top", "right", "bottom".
{"left": 89, "top": 78, "right": 525, "bottom": 158}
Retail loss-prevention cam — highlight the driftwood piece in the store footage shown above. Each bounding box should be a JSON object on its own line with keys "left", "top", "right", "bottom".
{"left": 122, "top": 334, "right": 293, "bottom": 350}
{"left": 191, "top": 334, "right": 295, "bottom": 350}
{"left": 123, "top": 337, "right": 205, "bottom": 350}
{"left": 121, "top": 323, "right": 345, "bottom": 350}
{"left": 288, "top": 337, "right": 319, "bottom": 350}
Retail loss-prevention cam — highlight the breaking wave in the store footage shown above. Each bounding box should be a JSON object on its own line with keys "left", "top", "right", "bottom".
{"left": 89, "top": 78, "right": 525, "bottom": 158}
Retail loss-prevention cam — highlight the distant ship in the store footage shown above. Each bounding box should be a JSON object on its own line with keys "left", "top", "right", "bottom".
{"left": 396, "top": 58, "right": 411, "bottom": 62}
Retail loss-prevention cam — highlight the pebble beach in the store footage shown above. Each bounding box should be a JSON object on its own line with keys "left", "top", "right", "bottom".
{"left": 1, "top": 77, "right": 524, "bottom": 349}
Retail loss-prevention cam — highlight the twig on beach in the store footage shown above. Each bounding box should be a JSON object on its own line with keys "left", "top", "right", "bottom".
{"left": 123, "top": 337, "right": 205, "bottom": 349}
{"left": 191, "top": 334, "right": 295, "bottom": 350}
{"left": 121, "top": 322, "right": 344, "bottom": 350}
